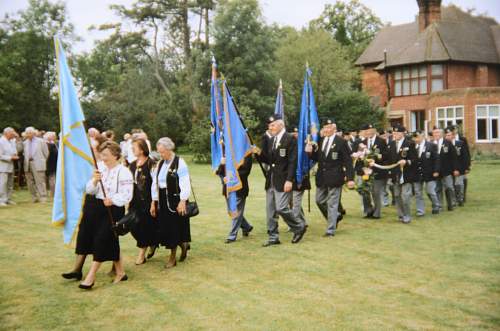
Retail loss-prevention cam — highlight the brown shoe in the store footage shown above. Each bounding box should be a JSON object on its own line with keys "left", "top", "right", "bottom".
{"left": 165, "top": 260, "right": 177, "bottom": 269}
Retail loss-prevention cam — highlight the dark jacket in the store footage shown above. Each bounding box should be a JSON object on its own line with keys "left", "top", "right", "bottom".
{"left": 437, "top": 139, "right": 459, "bottom": 177}
{"left": 309, "top": 135, "right": 354, "bottom": 188}
{"left": 453, "top": 140, "right": 471, "bottom": 175}
{"left": 216, "top": 155, "right": 252, "bottom": 198}
{"left": 388, "top": 138, "right": 418, "bottom": 184}
{"left": 46, "top": 143, "right": 58, "bottom": 175}
{"left": 415, "top": 141, "right": 440, "bottom": 182}
{"left": 363, "top": 136, "right": 389, "bottom": 179}
{"left": 257, "top": 131, "right": 297, "bottom": 192}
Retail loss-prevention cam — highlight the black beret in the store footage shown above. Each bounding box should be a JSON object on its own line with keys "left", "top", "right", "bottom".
{"left": 444, "top": 127, "right": 453, "bottom": 134}
{"left": 393, "top": 125, "right": 406, "bottom": 133}
{"left": 361, "top": 123, "right": 374, "bottom": 130}
{"left": 322, "top": 118, "right": 335, "bottom": 126}
{"left": 267, "top": 113, "right": 283, "bottom": 124}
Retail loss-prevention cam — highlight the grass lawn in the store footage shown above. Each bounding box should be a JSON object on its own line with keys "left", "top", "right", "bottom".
{"left": 0, "top": 159, "right": 499, "bottom": 330}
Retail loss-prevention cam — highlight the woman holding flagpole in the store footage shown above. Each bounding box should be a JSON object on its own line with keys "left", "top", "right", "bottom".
{"left": 150, "top": 137, "right": 191, "bottom": 269}
{"left": 78, "top": 141, "right": 133, "bottom": 289}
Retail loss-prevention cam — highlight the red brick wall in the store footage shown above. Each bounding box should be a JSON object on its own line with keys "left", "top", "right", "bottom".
{"left": 487, "top": 65, "right": 500, "bottom": 86}
{"left": 361, "top": 65, "right": 388, "bottom": 107}
{"left": 447, "top": 63, "right": 476, "bottom": 88}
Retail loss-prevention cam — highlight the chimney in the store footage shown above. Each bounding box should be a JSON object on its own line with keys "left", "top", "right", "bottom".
{"left": 417, "top": 0, "right": 442, "bottom": 32}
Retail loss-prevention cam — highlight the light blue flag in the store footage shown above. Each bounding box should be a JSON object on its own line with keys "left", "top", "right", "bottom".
{"left": 210, "top": 57, "right": 223, "bottom": 172}
{"left": 52, "top": 37, "right": 94, "bottom": 245}
{"left": 296, "top": 66, "right": 320, "bottom": 185}
{"left": 221, "top": 80, "right": 252, "bottom": 217}
{"left": 274, "top": 79, "right": 284, "bottom": 121}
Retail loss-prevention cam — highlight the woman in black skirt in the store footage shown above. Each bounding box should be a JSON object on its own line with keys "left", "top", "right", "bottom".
{"left": 129, "top": 138, "right": 157, "bottom": 265}
{"left": 61, "top": 134, "right": 109, "bottom": 281}
{"left": 78, "top": 141, "right": 133, "bottom": 289}
{"left": 150, "top": 137, "right": 191, "bottom": 268}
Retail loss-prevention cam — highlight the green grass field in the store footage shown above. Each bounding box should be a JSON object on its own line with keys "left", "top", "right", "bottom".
{"left": 1, "top": 159, "right": 499, "bottom": 330}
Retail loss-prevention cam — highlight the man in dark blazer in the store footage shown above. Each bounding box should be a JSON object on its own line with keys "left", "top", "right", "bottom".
{"left": 449, "top": 128, "right": 470, "bottom": 207}
{"left": 306, "top": 118, "right": 355, "bottom": 236}
{"left": 412, "top": 130, "right": 441, "bottom": 215}
{"left": 217, "top": 155, "right": 253, "bottom": 243}
{"left": 291, "top": 127, "right": 310, "bottom": 228}
{"left": 362, "top": 123, "right": 389, "bottom": 219}
{"left": 388, "top": 125, "right": 418, "bottom": 223}
{"left": 432, "top": 127, "right": 459, "bottom": 211}
{"left": 254, "top": 114, "right": 306, "bottom": 246}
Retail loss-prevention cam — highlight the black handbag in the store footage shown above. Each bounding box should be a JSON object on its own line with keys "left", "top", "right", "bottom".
{"left": 114, "top": 210, "right": 139, "bottom": 236}
{"left": 186, "top": 180, "right": 199, "bottom": 217}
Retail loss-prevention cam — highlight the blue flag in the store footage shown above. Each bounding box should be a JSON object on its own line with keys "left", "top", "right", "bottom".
{"left": 221, "top": 80, "right": 252, "bottom": 217}
{"left": 296, "top": 67, "right": 320, "bottom": 185}
{"left": 52, "top": 37, "right": 94, "bottom": 245}
{"left": 274, "top": 79, "right": 284, "bottom": 121}
{"left": 210, "top": 57, "right": 223, "bottom": 172}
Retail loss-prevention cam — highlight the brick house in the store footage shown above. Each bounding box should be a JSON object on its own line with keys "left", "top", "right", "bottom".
{"left": 356, "top": 0, "right": 500, "bottom": 152}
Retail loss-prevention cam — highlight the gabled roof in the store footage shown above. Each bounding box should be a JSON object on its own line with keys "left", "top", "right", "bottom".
{"left": 356, "top": 5, "right": 500, "bottom": 68}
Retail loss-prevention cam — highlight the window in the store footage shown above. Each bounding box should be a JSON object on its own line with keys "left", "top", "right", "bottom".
{"left": 410, "top": 110, "right": 425, "bottom": 131}
{"left": 476, "top": 105, "right": 500, "bottom": 142}
{"left": 431, "top": 64, "right": 444, "bottom": 92}
{"left": 393, "top": 64, "right": 428, "bottom": 96}
{"left": 436, "top": 106, "right": 464, "bottom": 129}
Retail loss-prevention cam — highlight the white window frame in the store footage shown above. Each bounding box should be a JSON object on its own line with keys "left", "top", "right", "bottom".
{"left": 475, "top": 104, "right": 500, "bottom": 143}
{"left": 435, "top": 105, "right": 464, "bottom": 130}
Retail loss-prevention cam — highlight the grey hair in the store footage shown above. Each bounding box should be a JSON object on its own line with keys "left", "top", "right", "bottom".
{"left": 25, "top": 126, "right": 36, "bottom": 134}
{"left": 275, "top": 119, "right": 285, "bottom": 128}
{"left": 3, "top": 127, "right": 14, "bottom": 134}
{"left": 157, "top": 137, "right": 175, "bottom": 151}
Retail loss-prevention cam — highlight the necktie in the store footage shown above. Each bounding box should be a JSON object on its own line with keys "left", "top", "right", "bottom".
{"left": 273, "top": 137, "right": 278, "bottom": 150}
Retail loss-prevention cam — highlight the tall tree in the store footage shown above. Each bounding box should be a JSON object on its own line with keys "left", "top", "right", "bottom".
{"left": 310, "top": 0, "right": 383, "bottom": 60}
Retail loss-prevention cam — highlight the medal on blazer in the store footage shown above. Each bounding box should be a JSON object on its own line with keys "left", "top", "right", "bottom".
{"left": 279, "top": 148, "right": 286, "bottom": 157}
{"left": 401, "top": 147, "right": 409, "bottom": 158}
{"left": 331, "top": 143, "right": 337, "bottom": 160}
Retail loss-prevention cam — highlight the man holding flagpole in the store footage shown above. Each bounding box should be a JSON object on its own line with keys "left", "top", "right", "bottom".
{"left": 254, "top": 114, "right": 306, "bottom": 246}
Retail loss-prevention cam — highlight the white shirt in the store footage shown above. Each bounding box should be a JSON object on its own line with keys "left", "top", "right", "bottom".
{"left": 86, "top": 162, "right": 134, "bottom": 207}
{"left": 434, "top": 138, "right": 443, "bottom": 153}
{"left": 367, "top": 136, "right": 376, "bottom": 150}
{"left": 151, "top": 156, "right": 191, "bottom": 201}
{"left": 418, "top": 141, "right": 426, "bottom": 158}
{"left": 272, "top": 128, "right": 286, "bottom": 149}
{"left": 396, "top": 138, "right": 404, "bottom": 153}
{"left": 321, "top": 135, "right": 334, "bottom": 153}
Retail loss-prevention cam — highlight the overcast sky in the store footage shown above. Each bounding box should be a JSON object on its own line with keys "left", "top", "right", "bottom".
{"left": 1, "top": 0, "right": 499, "bottom": 53}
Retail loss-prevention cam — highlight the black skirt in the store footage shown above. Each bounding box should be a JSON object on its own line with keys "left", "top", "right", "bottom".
{"left": 130, "top": 207, "right": 158, "bottom": 248}
{"left": 75, "top": 195, "right": 124, "bottom": 262}
{"left": 156, "top": 189, "right": 191, "bottom": 249}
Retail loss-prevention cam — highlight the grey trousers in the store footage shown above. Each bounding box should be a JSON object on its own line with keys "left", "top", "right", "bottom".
{"left": 292, "top": 190, "right": 308, "bottom": 226}
{"left": 0, "top": 172, "right": 14, "bottom": 204}
{"left": 436, "top": 175, "right": 456, "bottom": 210}
{"left": 361, "top": 178, "right": 386, "bottom": 217}
{"left": 414, "top": 181, "right": 440, "bottom": 215}
{"left": 266, "top": 187, "right": 304, "bottom": 242}
{"left": 316, "top": 186, "right": 341, "bottom": 235}
{"left": 25, "top": 163, "right": 47, "bottom": 201}
{"left": 394, "top": 182, "right": 413, "bottom": 223}
{"left": 454, "top": 175, "right": 465, "bottom": 204}
{"left": 226, "top": 195, "right": 252, "bottom": 241}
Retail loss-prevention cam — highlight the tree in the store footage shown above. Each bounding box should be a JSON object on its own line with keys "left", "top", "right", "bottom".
{"left": 310, "top": 0, "right": 383, "bottom": 60}
{"left": 274, "top": 28, "right": 359, "bottom": 126}
{"left": 0, "top": 0, "right": 76, "bottom": 131}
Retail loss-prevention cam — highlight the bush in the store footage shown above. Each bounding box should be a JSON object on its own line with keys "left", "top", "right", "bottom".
{"left": 188, "top": 119, "right": 211, "bottom": 163}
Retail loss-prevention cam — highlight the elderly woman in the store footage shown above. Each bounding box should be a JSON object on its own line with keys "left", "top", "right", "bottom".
{"left": 129, "top": 138, "right": 157, "bottom": 265}
{"left": 150, "top": 137, "right": 191, "bottom": 268}
{"left": 77, "top": 141, "right": 133, "bottom": 289}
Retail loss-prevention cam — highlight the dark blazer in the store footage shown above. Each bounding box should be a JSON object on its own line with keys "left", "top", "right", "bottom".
{"left": 257, "top": 131, "right": 297, "bottom": 192}
{"left": 454, "top": 140, "right": 470, "bottom": 175}
{"left": 437, "top": 139, "right": 459, "bottom": 177}
{"left": 46, "top": 143, "right": 58, "bottom": 175}
{"left": 216, "top": 155, "right": 252, "bottom": 198}
{"left": 363, "top": 136, "right": 389, "bottom": 179}
{"left": 415, "top": 141, "right": 440, "bottom": 182}
{"left": 388, "top": 137, "right": 418, "bottom": 184}
{"left": 309, "top": 135, "right": 354, "bottom": 188}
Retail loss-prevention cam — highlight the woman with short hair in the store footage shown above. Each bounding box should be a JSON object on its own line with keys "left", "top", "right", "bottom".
{"left": 150, "top": 137, "right": 191, "bottom": 268}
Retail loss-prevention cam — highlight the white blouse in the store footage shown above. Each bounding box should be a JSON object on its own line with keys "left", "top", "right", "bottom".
{"left": 151, "top": 156, "right": 190, "bottom": 202}
{"left": 86, "top": 161, "right": 134, "bottom": 207}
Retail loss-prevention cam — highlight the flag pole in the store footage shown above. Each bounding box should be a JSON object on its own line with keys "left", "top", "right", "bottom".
{"left": 306, "top": 62, "right": 312, "bottom": 213}
{"left": 224, "top": 82, "right": 268, "bottom": 178}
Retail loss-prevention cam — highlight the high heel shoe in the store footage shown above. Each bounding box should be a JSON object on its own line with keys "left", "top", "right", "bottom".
{"left": 135, "top": 258, "right": 147, "bottom": 265}
{"left": 164, "top": 260, "right": 177, "bottom": 269}
{"left": 112, "top": 274, "right": 128, "bottom": 284}
{"left": 62, "top": 271, "right": 82, "bottom": 281}
{"left": 146, "top": 245, "right": 158, "bottom": 259}
{"left": 78, "top": 282, "right": 94, "bottom": 290}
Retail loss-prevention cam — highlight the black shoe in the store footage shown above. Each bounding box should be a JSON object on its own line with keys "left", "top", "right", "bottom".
{"left": 458, "top": 201, "right": 464, "bottom": 207}
{"left": 323, "top": 233, "right": 335, "bottom": 237}
{"left": 62, "top": 271, "right": 82, "bottom": 281}
{"left": 242, "top": 226, "right": 253, "bottom": 237}
{"left": 291, "top": 227, "right": 307, "bottom": 244}
{"left": 147, "top": 245, "right": 158, "bottom": 259}
{"left": 225, "top": 239, "right": 236, "bottom": 244}
{"left": 112, "top": 274, "right": 128, "bottom": 283}
{"left": 340, "top": 209, "right": 346, "bottom": 215}
{"left": 78, "top": 282, "right": 94, "bottom": 290}
{"left": 262, "top": 240, "right": 281, "bottom": 247}
{"left": 432, "top": 209, "right": 440, "bottom": 215}
{"left": 363, "top": 211, "right": 374, "bottom": 219}
{"left": 448, "top": 207, "right": 454, "bottom": 211}
{"left": 179, "top": 243, "right": 189, "bottom": 262}
{"left": 370, "top": 215, "right": 381, "bottom": 220}
{"left": 336, "top": 214, "right": 343, "bottom": 225}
